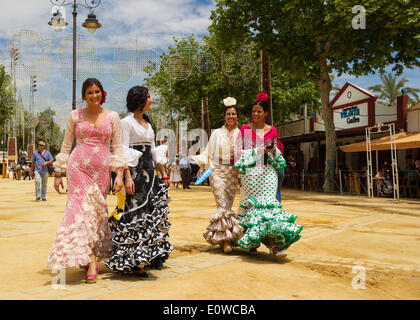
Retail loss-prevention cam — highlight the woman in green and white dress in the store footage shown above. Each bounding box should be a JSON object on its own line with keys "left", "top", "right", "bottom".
{"left": 234, "top": 93, "right": 302, "bottom": 258}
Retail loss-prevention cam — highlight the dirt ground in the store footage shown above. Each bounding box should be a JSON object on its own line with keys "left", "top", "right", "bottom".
{"left": 0, "top": 177, "right": 419, "bottom": 300}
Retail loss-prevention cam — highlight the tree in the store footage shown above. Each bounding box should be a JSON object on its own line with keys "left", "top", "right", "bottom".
{"left": 0, "top": 65, "right": 15, "bottom": 128}
{"left": 210, "top": 0, "right": 420, "bottom": 191}
{"left": 35, "top": 107, "right": 64, "bottom": 156}
{"left": 368, "top": 72, "right": 420, "bottom": 106}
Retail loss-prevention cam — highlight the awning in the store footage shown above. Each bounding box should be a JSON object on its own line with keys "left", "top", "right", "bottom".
{"left": 340, "top": 131, "right": 420, "bottom": 152}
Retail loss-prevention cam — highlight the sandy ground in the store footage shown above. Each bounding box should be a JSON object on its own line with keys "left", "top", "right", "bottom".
{"left": 0, "top": 177, "right": 419, "bottom": 300}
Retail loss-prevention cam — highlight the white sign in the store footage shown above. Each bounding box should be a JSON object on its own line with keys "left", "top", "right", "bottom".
{"left": 334, "top": 102, "right": 368, "bottom": 130}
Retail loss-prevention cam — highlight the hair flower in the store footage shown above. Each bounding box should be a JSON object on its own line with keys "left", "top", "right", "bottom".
{"left": 223, "top": 97, "right": 237, "bottom": 107}
{"left": 256, "top": 92, "right": 268, "bottom": 102}
{"left": 101, "top": 90, "right": 107, "bottom": 105}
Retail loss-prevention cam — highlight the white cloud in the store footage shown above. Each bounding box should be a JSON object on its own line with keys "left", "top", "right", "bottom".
{"left": 0, "top": 0, "right": 216, "bottom": 128}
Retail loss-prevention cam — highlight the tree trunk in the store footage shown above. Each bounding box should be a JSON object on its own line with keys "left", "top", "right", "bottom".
{"left": 259, "top": 50, "right": 273, "bottom": 125}
{"left": 201, "top": 95, "right": 210, "bottom": 138}
{"left": 318, "top": 54, "right": 337, "bottom": 192}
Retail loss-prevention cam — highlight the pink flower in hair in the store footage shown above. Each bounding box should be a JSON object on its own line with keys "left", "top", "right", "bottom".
{"left": 100, "top": 90, "right": 107, "bottom": 105}
{"left": 256, "top": 92, "right": 268, "bottom": 102}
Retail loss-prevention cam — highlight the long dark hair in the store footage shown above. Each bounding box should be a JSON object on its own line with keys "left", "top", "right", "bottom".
{"left": 253, "top": 100, "right": 269, "bottom": 113}
{"left": 82, "top": 78, "right": 104, "bottom": 101}
{"left": 126, "top": 86, "right": 151, "bottom": 124}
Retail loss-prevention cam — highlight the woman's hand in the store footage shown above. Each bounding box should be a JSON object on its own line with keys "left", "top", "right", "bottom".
{"left": 54, "top": 177, "right": 65, "bottom": 194}
{"left": 113, "top": 174, "right": 123, "bottom": 194}
{"left": 163, "top": 179, "right": 170, "bottom": 187}
{"left": 264, "top": 147, "right": 275, "bottom": 154}
{"left": 197, "top": 168, "right": 204, "bottom": 177}
{"left": 125, "top": 179, "right": 135, "bottom": 195}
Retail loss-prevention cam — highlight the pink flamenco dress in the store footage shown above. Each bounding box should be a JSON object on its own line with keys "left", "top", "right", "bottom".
{"left": 46, "top": 109, "right": 126, "bottom": 270}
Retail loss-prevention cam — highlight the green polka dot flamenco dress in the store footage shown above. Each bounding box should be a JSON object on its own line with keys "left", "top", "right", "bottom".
{"left": 233, "top": 148, "right": 302, "bottom": 254}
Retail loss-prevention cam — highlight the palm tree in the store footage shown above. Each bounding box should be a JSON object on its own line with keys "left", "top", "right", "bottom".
{"left": 368, "top": 72, "right": 420, "bottom": 107}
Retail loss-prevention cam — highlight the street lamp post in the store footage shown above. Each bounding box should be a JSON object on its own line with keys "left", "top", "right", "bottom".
{"left": 48, "top": 0, "right": 102, "bottom": 110}
{"left": 29, "top": 75, "right": 37, "bottom": 156}
{"left": 10, "top": 47, "right": 20, "bottom": 137}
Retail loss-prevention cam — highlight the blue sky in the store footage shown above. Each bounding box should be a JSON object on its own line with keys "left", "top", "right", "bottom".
{"left": 0, "top": 0, "right": 418, "bottom": 128}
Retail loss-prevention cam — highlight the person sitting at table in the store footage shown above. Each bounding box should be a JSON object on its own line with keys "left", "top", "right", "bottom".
{"left": 375, "top": 168, "right": 385, "bottom": 195}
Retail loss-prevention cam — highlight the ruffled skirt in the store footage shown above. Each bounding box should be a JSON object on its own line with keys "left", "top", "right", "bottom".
{"left": 46, "top": 168, "right": 112, "bottom": 269}
{"left": 234, "top": 151, "right": 302, "bottom": 251}
{"left": 203, "top": 164, "right": 243, "bottom": 245}
{"left": 105, "top": 145, "right": 173, "bottom": 273}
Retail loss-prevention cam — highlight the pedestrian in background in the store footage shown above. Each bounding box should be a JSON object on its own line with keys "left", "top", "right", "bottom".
{"left": 30, "top": 140, "right": 54, "bottom": 201}
{"left": 180, "top": 155, "right": 191, "bottom": 189}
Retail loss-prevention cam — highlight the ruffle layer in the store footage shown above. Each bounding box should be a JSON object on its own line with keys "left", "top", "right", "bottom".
{"left": 203, "top": 208, "right": 244, "bottom": 245}
{"left": 237, "top": 217, "right": 303, "bottom": 251}
{"left": 233, "top": 148, "right": 286, "bottom": 175}
{"left": 46, "top": 184, "right": 112, "bottom": 269}
{"left": 109, "top": 154, "right": 127, "bottom": 172}
{"left": 240, "top": 195, "right": 283, "bottom": 210}
{"left": 106, "top": 178, "right": 174, "bottom": 273}
{"left": 53, "top": 153, "right": 69, "bottom": 172}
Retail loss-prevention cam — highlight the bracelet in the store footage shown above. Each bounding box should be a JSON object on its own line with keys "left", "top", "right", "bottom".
{"left": 161, "top": 176, "right": 170, "bottom": 180}
{"left": 126, "top": 177, "right": 133, "bottom": 181}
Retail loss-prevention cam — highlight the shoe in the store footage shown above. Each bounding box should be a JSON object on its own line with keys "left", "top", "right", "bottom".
{"left": 85, "top": 263, "right": 99, "bottom": 284}
{"left": 270, "top": 247, "right": 287, "bottom": 258}
{"left": 187, "top": 186, "right": 191, "bottom": 189}
{"left": 249, "top": 248, "right": 258, "bottom": 255}
{"left": 36, "top": 198, "right": 40, "bottom": 201}
{"left": 134, "top": 267, "right": 149, "bottom": 278}
{"left": 42, "top": 198, "right": 47, "bottom": 201}
{"left": 223, "top": 242, "right": 232, "bottom": 253}
{"left": 150, "top": 257, "right": 163, "bottom": 270}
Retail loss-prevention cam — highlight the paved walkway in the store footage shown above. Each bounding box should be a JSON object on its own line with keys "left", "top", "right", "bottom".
{"left": 0, "top": 177, "right": 419, "bottom": 299}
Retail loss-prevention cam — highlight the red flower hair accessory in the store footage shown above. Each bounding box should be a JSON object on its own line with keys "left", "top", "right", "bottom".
{"left": 256, "top": 92, "right": 268, "bottom": 102}
{"left": 101, "top": 90, "right": 107, "bottom": 105}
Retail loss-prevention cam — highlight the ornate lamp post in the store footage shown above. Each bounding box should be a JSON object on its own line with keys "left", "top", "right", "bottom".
{"left": 48, "top": 0, "right": 102, "bottom": 110}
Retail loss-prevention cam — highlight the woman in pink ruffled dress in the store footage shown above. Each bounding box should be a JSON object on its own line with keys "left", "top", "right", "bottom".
{"left": 46, "top": 78, "right": 126, "bottom": 284}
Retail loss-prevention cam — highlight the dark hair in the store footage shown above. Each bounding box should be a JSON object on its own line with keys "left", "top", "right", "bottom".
{"left": 224, "top": 105, "right": 239, "bottom": 117}
{"left": 126, "top": 86, "right": 151, "bottom": 123}
{"left": 82, "top": 78, "right": 104, "bottom": 100}
{"left": 252, "top": 100, "right": 269, "bottom": 113}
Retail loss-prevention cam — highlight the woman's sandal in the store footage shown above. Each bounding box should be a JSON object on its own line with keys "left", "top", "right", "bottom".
{"left": 86, "top": 263, "right": 99, "bottom": 284}
{"left": 270, "top": 246, "right": 287, "bottom": 258}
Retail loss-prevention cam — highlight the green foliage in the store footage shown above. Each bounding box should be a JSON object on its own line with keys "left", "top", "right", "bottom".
{"left": 368, "top": 72, "right": 420, "bottom": 106}
{"left": 35, "top": 107, "right": 64, "bottom": 156}
{"left": 0, "top": 65, "right": 15, "bottom": 127}
{"left": 211, "top": 0, "right": 420, "bottom": 82}
{"left": 145, "top": 35, "right": 320, "bottom": 131}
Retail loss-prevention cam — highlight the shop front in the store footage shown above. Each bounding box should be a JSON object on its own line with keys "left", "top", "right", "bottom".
{"left": 278, "top": 82, "right": 414, "bottom": 197}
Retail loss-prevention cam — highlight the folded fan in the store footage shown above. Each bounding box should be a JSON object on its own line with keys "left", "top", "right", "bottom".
{"left": 195, "top": 167, "right": 213, "bottom": 185}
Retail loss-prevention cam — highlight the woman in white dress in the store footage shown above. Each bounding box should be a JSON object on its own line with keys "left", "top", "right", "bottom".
{"left": 169, "top": 159, "right": 182, "bottom": 188}
{"left": 191, "top": 97, "right": 243, "bottom": 253}
{"left": 106, "top": 86, "right": 173, "bottom": 275}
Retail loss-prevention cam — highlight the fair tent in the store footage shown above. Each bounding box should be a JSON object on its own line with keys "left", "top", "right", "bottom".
{"left": 340, "top": 131, "right": 420, "bottom": 152}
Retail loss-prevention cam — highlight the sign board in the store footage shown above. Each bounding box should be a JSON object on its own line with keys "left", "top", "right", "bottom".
{"left": 334, "top": 102, "right": 369, "bottom": 130}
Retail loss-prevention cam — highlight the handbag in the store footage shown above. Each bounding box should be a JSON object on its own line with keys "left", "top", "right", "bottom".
{"left": 38, "top": 150, "right": 54, "bottom": 175}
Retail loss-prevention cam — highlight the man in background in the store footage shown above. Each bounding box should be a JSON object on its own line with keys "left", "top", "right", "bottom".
{"left": 179, "top": 155, "right": 191, "bottom": 189}
{"left": 31, "top": 140, "right": 54, "bottom": 201}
